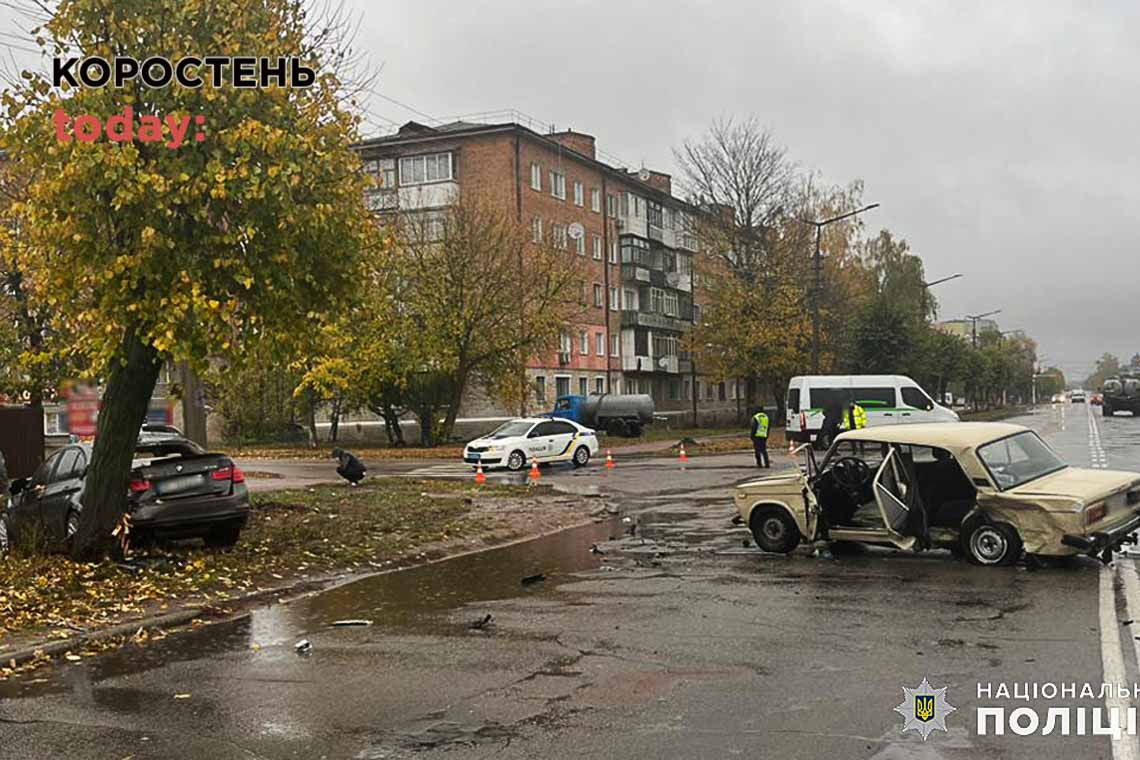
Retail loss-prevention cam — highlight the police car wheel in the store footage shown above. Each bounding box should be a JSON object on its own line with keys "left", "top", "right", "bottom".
{"left": 749, "top": 507, "right": 800, "bottom": 554}
{"left": 572, "top": 446, "right": 590, "bottom": 468}
{"left": 506, "top": 451, "right": 526, "bottom": 471}
{"left": 964, "top": 521, "right": 1021, "bottom": 566}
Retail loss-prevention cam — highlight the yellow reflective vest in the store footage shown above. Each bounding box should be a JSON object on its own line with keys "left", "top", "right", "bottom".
{"left": 752, "top": 412, "right": 770, "bottom": 438}
{"left": 841, "top": 404, "right": 868, "bottom": 430}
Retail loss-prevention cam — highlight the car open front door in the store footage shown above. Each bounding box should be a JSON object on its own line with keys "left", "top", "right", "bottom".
{"left": 872, "top": 446, "right": 929, "bottom": 551}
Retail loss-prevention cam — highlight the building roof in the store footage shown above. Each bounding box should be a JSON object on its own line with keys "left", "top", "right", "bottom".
{"left": 354, "top": 119, "right": 697, "bottom": 211}
{"left": 836, "top": 422, "right": 1029, "bottom": 451}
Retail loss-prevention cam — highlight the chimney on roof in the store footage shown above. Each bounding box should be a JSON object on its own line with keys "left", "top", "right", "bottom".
{"left": 549, "top": 130, "right": 596, "bottom": 159}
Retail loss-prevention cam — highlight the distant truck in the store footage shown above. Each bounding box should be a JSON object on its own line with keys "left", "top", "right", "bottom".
{"left": 1101, "top": 375, "right": 1140, "bottom": 417}
{"left": 550, "top": 394, "right": 655, "bottom": 437}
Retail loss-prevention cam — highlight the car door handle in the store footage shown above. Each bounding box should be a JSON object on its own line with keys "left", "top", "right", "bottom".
{"left": 883, "top": 413, "right": 893, "bottom": 417}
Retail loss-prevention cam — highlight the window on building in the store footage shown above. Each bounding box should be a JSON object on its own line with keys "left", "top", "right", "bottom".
{"left": 553, "top": 224, "right": 567, "bottom": 249}
{"left": 592, "top": 235, "right": 602, "bottom": 260}
{"left": 576, "top": 234, "right": 586, "bottom": 256}
{"left": 550, "top": 171, "right": 566, "bottom": 200}
{"left": 609, "top": 287, "right": 619, "bottom": 311}
{"left": 531, "top": 162, "right": 542, "bottom": 190}
{"left": 534, "top": 376, "right": 546, "bottom": 403}
{"left": 560, "top": 333, "right": 572, "bottom": 354}
{"left": 573, "top": 181, "right": 584, "bottom": 206}
{"left": 650, "top": 287, "right": 665, "bottom": 313}
{"left": 578, "top": 330, "right": 588, "bottom": 355}
{"left": 399, "top": 152, "right": 453, "bottom": 185}
{"left": 652, "top": 334, "right": 678, "bottom": 357}
{"left": 611, "top": 334, "right": 620, "bottom": 356}
{"left": 596, "top": 333, "right": 605, "bottom": 356}
{"left": 607, "top": 193, "right": 617, "bottom": 217}
{"left": 718, "top": 382, "right": 727, "bottom": 401}
{"left": 706, "top": 383, "right": 715, "bottom": 401}
{"left": 682, "top": 379, "right": 691, "bottom": 400}
{"left": 668, "top": 380, "right": 680, "bottom": 401}
{"left": 532, "top": 217, "right": 543, "bottom": 243}
{"left": 609, "top": 240, "right": 618, "bottom": 264}
{"left": 595, "top": 377, "right": 605, "bottom": 394}
{"left": 648, "top": 201, "right": 663, "bottom": 228}
{"left": 634, "top": 329, "right": 649, "bottom": 355}
{"left": 663, "top": 291, "right": 679, "bottom": 316}
{"left": 579, "top": 377, "right": 588, "bottom": 396}
{"left": 591, "top": 188, "right": 601, "bottom": 213}
{"left": 623, "top": 288, "right": 636, "bottom": 310}
{"left": 555, "top": 376, "right": 571, "bottom": 398}
{"left": 620, "top": 192, "right": 630, "bottom": 217}
{"left": 593, "top": 283, "right": 603, "bottom": 308}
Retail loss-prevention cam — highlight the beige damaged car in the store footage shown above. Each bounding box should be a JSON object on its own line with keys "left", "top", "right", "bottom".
{"left": 734, "top": 422, "right": 1140, "bottom": 565}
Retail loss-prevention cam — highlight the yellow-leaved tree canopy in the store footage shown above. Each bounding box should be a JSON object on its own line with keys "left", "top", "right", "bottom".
{"left": 0, "top": 0, "right": 375, "bottom": 559}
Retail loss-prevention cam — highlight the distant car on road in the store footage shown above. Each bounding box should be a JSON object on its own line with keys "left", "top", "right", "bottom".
{"left": 463, "top": 417, "right": 599, "bottom": 471}
{"left": 1070, "top": 389, "right": 1087, "bottom": 403}
{"left": 735, "top": 422, "right": 1140, "bottom": 566}
{"left": 3, "top": 437, "right": 249, "bottom": 553}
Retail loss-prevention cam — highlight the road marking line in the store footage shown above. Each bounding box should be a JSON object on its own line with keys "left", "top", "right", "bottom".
{"left": 1100, "top": 564, "right": 1139, "bottom": 760}
{"left": 1119, "top": 563, "right": 1140, "bottom": 669}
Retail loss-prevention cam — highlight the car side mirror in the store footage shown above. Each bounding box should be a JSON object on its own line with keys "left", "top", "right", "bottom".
{"left": 10, "top": 478, "right": 28, "bottom": 495}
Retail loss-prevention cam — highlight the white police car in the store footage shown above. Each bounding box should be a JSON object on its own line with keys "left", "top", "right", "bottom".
{"left": 463, "top": 417, "right": 599, "bottom": 471}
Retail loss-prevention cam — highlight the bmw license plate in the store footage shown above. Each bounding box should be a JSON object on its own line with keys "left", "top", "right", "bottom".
{"left": 156, "top": 474, "right": 205, "bottom": 495}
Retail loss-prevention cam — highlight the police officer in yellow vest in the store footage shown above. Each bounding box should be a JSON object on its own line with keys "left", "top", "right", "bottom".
{"left": 842, "top": 402, "right": 868, "bottom": 431}
{"left": 750, "top": 407, "right": 770, "bottom": 468}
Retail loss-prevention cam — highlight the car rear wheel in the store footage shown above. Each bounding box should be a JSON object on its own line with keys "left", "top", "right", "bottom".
{"left": 964, "top": 521, "right": 1021, "bottom": 566}
{"left": 748, "top": 506, "right": 801, "bottom": 554}
{"left": 605, "top": 419, "right": 626, "bottom": 437}
{"left": 506, "top": 450, "right": 526, "bottom": 471}
{"left": 572, "top": 446, "right": 591, "bottom": 468}
{"left": 205, "top": 522, "right": 242, "bottom": 550}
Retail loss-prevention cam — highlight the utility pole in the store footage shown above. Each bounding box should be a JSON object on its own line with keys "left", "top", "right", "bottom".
{"left": 802, "top": 204, "right": 879, "bottom": 373}
{"left": 966, "top": 309, "right": 1002, "bottom": 348}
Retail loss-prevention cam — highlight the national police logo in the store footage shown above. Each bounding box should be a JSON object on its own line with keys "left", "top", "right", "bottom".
{"left": 895, "top": 677, "right": 955, "bottom": 740}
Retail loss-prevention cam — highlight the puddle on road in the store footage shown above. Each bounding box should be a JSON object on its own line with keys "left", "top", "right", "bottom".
{"left": 0, "top": 518, "right": 620, "bottom": 701}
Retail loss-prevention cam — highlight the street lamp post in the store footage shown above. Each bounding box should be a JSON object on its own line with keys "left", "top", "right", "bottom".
{"left": 966, "top": 309, "right": 1002, "bottom": 348}
{"left": 802, "top": 203, "right": 879, "bottom": 373}
{"left": 920, "top": 273, "right": 963, "bottom": 321}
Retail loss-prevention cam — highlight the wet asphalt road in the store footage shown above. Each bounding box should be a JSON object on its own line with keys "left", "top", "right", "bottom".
{"left": 3, "top": 406, "right": 1140, "bottom": 759}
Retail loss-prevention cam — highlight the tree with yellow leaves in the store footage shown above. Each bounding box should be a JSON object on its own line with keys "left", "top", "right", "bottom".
{"left": 2, "top": 0, "right": 374, "bottom": 559}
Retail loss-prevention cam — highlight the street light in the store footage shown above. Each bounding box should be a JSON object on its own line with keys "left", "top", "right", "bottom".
{"left": 966, "top": 309, "right": 1002, "bottom": 348}
{"left": 801, "top": 203, "right": 880, "bottom": 373}
{"left": 920, "top": 273, "right": 963, "bottom": 320}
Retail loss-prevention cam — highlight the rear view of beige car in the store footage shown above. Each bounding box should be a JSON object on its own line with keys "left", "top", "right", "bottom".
{"left": 734, "top": 422, "right": 1140, "bottom": 566}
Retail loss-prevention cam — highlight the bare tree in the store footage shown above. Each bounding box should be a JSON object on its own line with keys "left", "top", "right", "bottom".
{"left": 674, "top": 117, "right": 797, "bottom": 281}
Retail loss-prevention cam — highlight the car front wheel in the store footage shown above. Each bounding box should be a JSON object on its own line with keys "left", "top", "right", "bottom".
{"left": 506, "top": 450, "right": 526, "bottom": 471}
{"left": 572, "top": 446, "right": 591, "bottom": 468}
{"left": 748, "top": 506, "right": 801, "bottom": 554}
{"left": 963, "top": 521, "right": 1022, "bottom": 566}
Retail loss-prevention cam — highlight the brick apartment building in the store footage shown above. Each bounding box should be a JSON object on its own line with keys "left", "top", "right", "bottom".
{"left": 354, "top": 117, "right": 743, "bottom": 428}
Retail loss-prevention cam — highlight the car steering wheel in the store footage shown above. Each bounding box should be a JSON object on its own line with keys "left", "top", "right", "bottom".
{"left": 831, "top": 456, "right": 872, "bottom": 490}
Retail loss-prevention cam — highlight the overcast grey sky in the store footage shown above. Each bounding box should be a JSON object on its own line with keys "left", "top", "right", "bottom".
{"left": 3, "top": 0, "right": 1135, "bottom": 380}
{"left": 351, "top": 0, "right": 1139, "bottom": 381}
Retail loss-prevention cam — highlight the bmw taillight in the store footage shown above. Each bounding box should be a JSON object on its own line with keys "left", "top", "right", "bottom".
{"left": 212, "top": 465, "right": 245, "bottom": 483}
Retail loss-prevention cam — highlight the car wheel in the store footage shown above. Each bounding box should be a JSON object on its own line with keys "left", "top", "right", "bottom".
{"left": 66, "top": 510, "right": 80, "bottom": 547}
{"left": 572, "top": 446, "right": 591, "bottom": 468}
{"left": 506, "top": 450, "right": 526, "bottom": 471}
{"left": 606, "top": 419, "right": 626, "bottom": 437}
{"left": 204, "top": 523, "right": 242, "bottom": 550}
{"left": 748, "top": 506, "right": 801, "bottom": 554}
{"left": 964, "top": 521, "right": 1021, "bottom": 566}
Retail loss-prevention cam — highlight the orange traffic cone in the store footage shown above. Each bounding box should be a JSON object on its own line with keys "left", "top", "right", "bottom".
{"left": 679, "top": 444, "right": 689, "bottom": 464}
{"left": 605, "top": 449, "right": 615, "bottom": 469}
{"left": 474, "top": 464, "right": 486, "bottom": 484}
{"left": 529, "top": 458, "right": 541, "bottom": 484}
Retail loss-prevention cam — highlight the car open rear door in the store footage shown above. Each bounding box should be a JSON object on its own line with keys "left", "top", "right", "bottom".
{"left": 872, "top": 446, "right": 929, "bottom": 550}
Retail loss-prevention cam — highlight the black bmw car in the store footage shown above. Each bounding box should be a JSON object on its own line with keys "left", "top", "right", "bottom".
{"left": 2, "top": 436, "right": 249, "bottom": 552}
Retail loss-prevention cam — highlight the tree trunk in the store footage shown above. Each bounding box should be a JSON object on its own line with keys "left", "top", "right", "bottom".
{"left": 71, "top": 328, "right": 161, "bottom": 561}
{"left": 440, "top": 371, "right": 468, "bottom": 443}
{"left": 305, "top": 388, "right": 319, "bottom": 448}
{"left": 418, "top": 404, "right": 434, "bottom": 448}
{"left": 329, "top": 396, "right": 342, "bottom": 443}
